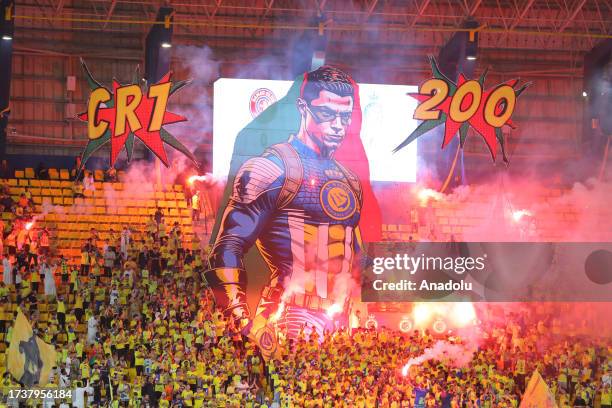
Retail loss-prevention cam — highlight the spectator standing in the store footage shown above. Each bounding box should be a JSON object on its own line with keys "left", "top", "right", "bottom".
{"left": 191, "top": 191, "right": 201, "bottom": 221}
{"left": 42, "top": 258, "right": 56, "bottom": 297}
{"left": 83, "top": 171, "right": 95, "bottom": 192}
{"left": 39, "top": 227, "right": 50, "bottom": 257}
{"left": 87, "top": 314, "right": 98, "bottom": 345}
{"left": 120, "top": 226, "right": 131, "bottom": 261}
{"left": 2, "top": 255, "right": 12, "bottom": 285}
{"left": 154, "top": 207, "right": 163, "bottom": 225}
{"left": 103, "top": 246, "right": 116, "bottom": 278}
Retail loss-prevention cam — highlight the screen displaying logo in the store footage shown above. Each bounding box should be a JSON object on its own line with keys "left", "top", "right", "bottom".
{"left": 249, "top": 88, "right": 277, "bottom": 118}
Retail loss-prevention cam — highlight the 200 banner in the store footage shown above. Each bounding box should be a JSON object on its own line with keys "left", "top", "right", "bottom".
{"left": 414, "top": 79, "right": 516, "bottom": 129}
{"left": 394, "top": 57, "right": 529, "bottom": 163}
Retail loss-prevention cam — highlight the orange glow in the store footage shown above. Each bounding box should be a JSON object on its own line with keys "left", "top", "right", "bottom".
{"left": 417, "top": 188, "right": 443, "bottom": 206}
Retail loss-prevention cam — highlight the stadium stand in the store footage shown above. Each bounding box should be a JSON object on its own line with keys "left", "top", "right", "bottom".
{"left": 2, "top": 170, "right": 199, "bottom": 263}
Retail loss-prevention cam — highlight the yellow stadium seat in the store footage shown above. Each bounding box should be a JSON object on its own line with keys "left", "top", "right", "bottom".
{"left": 25, "top": 168, "right": 35, "bottom": 178}
{"left": 18, "top": 178, "right": 28, "bottom": 186}
{"left": 33, "top": 196, "right": 42, "bottom": 204}
{"left": 60, "top": 181, "right": 71, "bottom": 188}
{"left": 53, "top": 197, "right": 63, "bottom": 205}
{"left": 64, "top": 197, "right": 74, "bottom": 205}
{"left": 94, "top": 170, "right": 104, "bottom": 181}
{"left": 165, "top": 192, "right": 176, "bottom": 200}
{"left": 95, "top": 199, "right": 105, "bottom": 206}
{"left": 50, "top": 180, "right": 61, "bottom": 188}
{"left": 30, "top": 187, "right": 41, "bottom": 195}
{"left": 174, "top": 184, "right": 183, "bottom": 191}
{"left": 49, "top": 168, "right": 59, "bottom": 179}
{"left": 60, "top": 169, "right": 70, "bottom": 180}
{"left": 29, "top": 179, "right": 40, "bottom": 187}
{"left": 14, "top": 170, "right": 25, "bottom": 178}
{"left": 113, "top": 183, "right": 124, "bottom": 190}
{"left": 7, "top": 179, "right": 17, "bottom": 186}
{"left": 41, "top": 188, "right": 51, "bottom": 196}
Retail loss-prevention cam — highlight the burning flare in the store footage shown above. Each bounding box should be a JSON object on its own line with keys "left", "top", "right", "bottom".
{"left": 417, "top": 188, "right": 444, "bottom": 206}
{"left": 401, "top": 363, "right": 412, "bottom": 377}
{"left": 512, "top": 209, "right": 532, "bottom": 222}
{"left": 270, "top": 302, "right": 285, "bottom": 323}
{"left": 326, "top": 303, "right": 342, "bottom": 318}
{"left": 188, "top": 174, "right": 212, "bottom": 184}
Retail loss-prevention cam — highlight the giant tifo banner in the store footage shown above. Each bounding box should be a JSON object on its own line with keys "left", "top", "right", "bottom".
{"left": 204, "top": 65, "right": 536, "bottom": 360}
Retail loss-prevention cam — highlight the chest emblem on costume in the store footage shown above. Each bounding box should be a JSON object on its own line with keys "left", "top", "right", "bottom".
{"left": 320, "top": 180, "right": 357, "bottom": 220}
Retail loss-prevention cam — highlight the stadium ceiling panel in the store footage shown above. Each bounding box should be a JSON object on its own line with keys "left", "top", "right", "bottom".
{"left": 12, "top": 0, "right": 610, "bottom": 52}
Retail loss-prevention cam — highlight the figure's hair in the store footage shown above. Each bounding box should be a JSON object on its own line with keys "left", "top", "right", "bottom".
{"left": 302, "top": 66, "right": 354, "bottom": 103}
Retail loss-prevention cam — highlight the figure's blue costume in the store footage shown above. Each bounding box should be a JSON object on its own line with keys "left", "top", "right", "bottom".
{"left": 206, "top": 137, "right": 363, "bottom": 357}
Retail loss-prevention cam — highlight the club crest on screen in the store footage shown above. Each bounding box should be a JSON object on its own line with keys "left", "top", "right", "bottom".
{"left": 249, "top": 88, "right": 277, "bottom": 118}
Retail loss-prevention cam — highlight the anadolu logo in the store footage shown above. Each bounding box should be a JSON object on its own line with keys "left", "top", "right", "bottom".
{"left": 249, "top": 88, "right": 277, "bottom": 118}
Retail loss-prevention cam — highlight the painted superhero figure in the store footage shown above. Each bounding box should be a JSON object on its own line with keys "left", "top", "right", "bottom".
{"left": 206, "top": 66, "right": 363, "bottom": 358}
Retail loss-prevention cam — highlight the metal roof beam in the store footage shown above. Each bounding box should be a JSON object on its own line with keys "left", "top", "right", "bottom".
{"left": 509, "top": 0, "right": 536, "bottom": 30}
{"left": 102, "top": 0, "right": 117, "bottom": 30}
{"left": 364, "top": 0, "right": 379, "bottom": 21}
{"left": 558, "top": 0, "right": 588, "bottom": 32}
{"left": 469, "top": 0, "right": 483, "bottom": 15}
{"left": 409, "top": 0, "right": 431, "bottom": 27}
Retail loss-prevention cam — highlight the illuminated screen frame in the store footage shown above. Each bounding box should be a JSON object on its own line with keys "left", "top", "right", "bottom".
{"left": 213, "top": 78, "right": 418, "bottom": 182}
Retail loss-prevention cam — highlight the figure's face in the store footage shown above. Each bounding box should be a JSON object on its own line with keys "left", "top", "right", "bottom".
{"left": 298, "top": 89, "right": 353, "bottom": 154}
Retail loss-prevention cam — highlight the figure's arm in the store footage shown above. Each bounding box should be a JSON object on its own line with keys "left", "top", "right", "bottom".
{"left": 205, "top": 156, "right": 283, "bottom": 324}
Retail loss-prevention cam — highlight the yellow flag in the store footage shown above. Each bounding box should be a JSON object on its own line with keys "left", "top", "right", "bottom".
{"left": 7, "top": 309, "right": 57, "bottom": 387}
{"left": 519, "top": 370, "right": 559, "bottom": 408}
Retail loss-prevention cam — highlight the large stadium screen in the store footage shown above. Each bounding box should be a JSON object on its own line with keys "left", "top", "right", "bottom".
{"left": 213, "top": 78, "right": 419, "bottom": 182}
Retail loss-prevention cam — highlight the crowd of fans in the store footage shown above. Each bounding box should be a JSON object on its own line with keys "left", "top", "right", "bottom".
{"left": 0, "top": 176, "right": 610, "bottom": 408}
